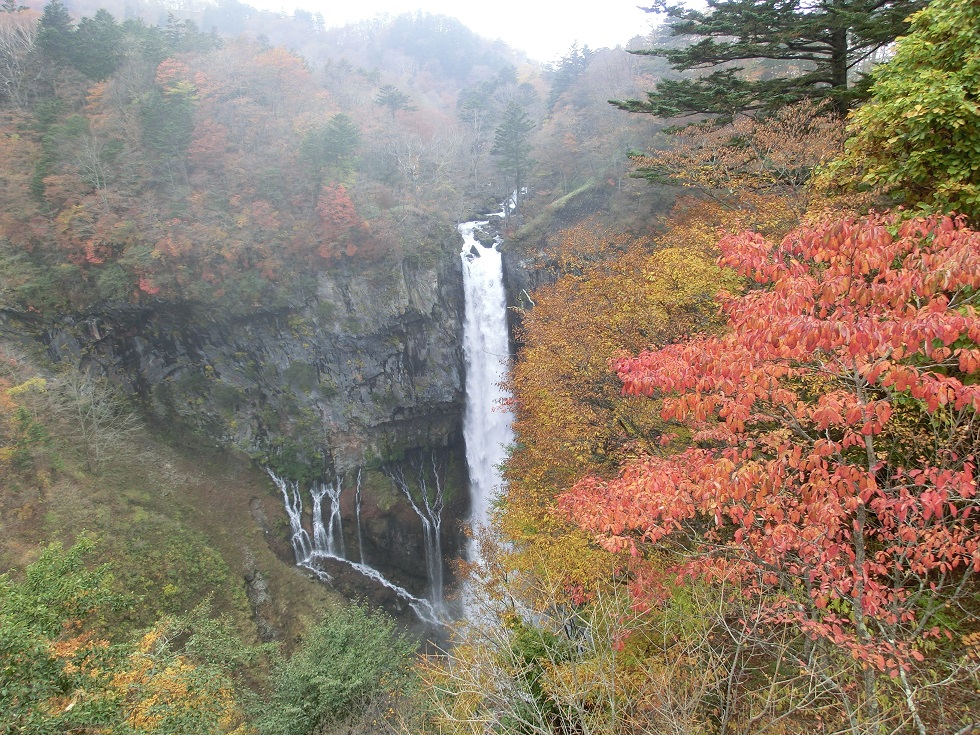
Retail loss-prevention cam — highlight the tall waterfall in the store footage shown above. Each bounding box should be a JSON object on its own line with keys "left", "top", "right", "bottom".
{"left": 459, "top": 219, "right": 514, "bottom": 558}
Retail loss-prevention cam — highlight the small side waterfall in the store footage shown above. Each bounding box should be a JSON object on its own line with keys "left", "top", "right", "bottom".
{"left": 308, "top": 477, "right": 346, "bottom": 557}
{"left": 385, "top": 452, "right": 446, "bottom": 611}
{"left": 268, "top": 468, "right": 446, "bottom": 627}
{"left": 309, "top": 483, "right": 329, "bottom": 554}
{"left": 354, "top": 468, "right": 366, "bottom": 564}
{"left": 279, "top": 476, "right": 314, "bottom": 563}
{"left": 324, "top": 479, "right": 345, "bottom": 557}
{"left": 459, "top": 218, "right": 514, "bottom": 559}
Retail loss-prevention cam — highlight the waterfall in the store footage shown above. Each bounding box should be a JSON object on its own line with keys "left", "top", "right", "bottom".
{"left": 309, "top": 483, "right": 329, "bottom": 554}
{"left": 354, "top": 469, "right": 366, "bottom": 564}
{"left": 276, "top": 472, "right": 313, "bottom": 563}
{"left": 325, "top": 556, "right": 444, "bottom": 627}
{"left": 267, "top": 213, "right": 514, "bottom": 625}
{"left": 459, "top": 218, "right": 514, "bottom": 559}
{"left": 323, "top": 478, "right": 345, "bottom": 557}
{"left": 385, "top": 452, "right": 446, "bottom": 612}
{"left": 267, "top": 468, "right": 446, "bottom": 627}
{"left": 309, "top": 478, "right": 345, "bottom": 556}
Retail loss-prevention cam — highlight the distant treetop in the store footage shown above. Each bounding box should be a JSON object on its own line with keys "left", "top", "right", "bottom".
{"left": 614, "top": 0, "right": 928, "bottom": 120}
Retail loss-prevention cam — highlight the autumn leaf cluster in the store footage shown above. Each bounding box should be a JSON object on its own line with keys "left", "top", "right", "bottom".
{"left": 501, "top": 222, "right": 732, "bottom": 592}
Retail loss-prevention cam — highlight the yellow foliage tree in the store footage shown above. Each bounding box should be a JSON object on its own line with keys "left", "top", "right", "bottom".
{"left": 502, "top": 221, "right": 733, "bottom": 598}
{"left": 110, "top": 622, "right": 247, "bottom": 735}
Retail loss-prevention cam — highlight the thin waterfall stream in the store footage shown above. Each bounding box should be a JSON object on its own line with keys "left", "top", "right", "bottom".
{"left": 268, "top": 468, "right": 446, "bottom": 627}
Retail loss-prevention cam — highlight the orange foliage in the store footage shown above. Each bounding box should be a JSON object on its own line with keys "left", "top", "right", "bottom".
{"left": 563, "top": 213, "right": 980, "bottom": 675}
{"left": 154, "top": 58, "right": 193, "bottom": 89}
{"left": 109, "top": 625, "right": 242, "bottom": 734}
{"left": 502, "top": 221, "right": 731, "bottom": 595}
{"left": 634, "top": 100, "right": 848, "bottom": 238}
{"left": 316, "top": 183, "right": 370, "bottom": 260}
{"left": 187, "top": 119, "right": 230, "bottom": 168}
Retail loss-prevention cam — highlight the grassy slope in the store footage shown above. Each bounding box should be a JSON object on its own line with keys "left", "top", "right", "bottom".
{"left": 0, "top": 340, "right": 339, "bottom": 648}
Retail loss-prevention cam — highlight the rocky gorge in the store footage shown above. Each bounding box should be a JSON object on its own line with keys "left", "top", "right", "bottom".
{"left": 4, "top": 228, "right": 482, "bottom": 626}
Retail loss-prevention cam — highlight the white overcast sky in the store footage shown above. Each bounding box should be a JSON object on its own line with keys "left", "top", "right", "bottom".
{"left": 249, "top": 1, "right": 660, "bottom": 63}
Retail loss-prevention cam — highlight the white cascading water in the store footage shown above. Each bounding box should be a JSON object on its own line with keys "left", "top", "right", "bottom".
{"left": 354, "top": 468, "right": 366, "bottom": 564}
{"left": 267, "top": 468, "right": 445, "bottom": 627}
{"left": 385, "top": 454, "right": 446, "bottom": 612}
{"left": 459, "top": 217, "right": 515, "bottom": 565}
{"left": 278, "top": 474, "right": 314, "bottom": 563}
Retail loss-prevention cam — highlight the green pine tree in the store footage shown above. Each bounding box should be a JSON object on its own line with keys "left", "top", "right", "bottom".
{"left": 615, "top": 0, "right": 928, "bottom": 119}
{"left": 547, "top": 44, "right": 592, "bottom": 111}
{"left": 37, "top": 0, "right": 76, "bottom": 68}
{"left": 301, "top": 113, "right": 361, "bottom": 186}
{"left": 72, "top": 9, "right": 123, "bottom": 80}
{"left": 491, "top": 102, "right": 535, "bottom": 200}
{"left": 374, "top": 83, "right": 415, "bottom": 117}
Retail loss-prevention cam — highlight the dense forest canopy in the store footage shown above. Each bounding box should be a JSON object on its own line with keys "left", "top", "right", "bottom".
{"left": 0, "top": 2, "right": 496, "bottom": 312}
{"left": 0, "top": 0, "right": 660, "bottom": 315}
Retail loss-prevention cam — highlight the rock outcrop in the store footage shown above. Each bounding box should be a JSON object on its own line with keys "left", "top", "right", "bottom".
{"left": 31, "top": 241, "right": 469, "bottom": 615}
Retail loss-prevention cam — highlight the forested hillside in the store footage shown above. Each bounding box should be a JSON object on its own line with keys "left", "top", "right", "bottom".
{"left": 3, "top": 0, "right": 979, "bottom": 732}
{"left": 0, "top": 2, "right": 502, "bottom": 312}
{"left": 0, "top": 0, "right": 663, "bottom": 731}
{"left": 426, "top": 0, "right": 980, "bottom": 733}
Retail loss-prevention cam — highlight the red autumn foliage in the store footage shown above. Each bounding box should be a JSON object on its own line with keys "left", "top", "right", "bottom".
{"left": 316, "top": 183, "right": 368, "bottom": 260}
{"left": 154, "top": 59, "right": 192, "bottom": 89}
{"left": 137, "top": 274, "right": 160, "bottom": 295}
{"left": 561, "top": 213, "right": 980, "bottom": 674}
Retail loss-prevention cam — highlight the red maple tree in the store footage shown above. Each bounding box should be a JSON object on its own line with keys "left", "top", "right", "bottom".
{"left": 316, "top": 183, "right": 369, "bottom": 259}
{"left": 562, "top": 214, "right": 980, "bottom": 698}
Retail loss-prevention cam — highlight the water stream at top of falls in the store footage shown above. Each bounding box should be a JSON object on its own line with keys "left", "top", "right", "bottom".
{"left": 459, "top": 218, "right": 515, "bottom": 565}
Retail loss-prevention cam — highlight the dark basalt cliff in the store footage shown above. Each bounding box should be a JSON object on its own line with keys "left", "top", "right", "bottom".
{"left": 20, "top": 240, "right": 470, "bottom": 617}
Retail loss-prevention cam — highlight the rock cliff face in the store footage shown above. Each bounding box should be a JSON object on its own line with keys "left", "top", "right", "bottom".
{"left": 38, "top": 240, "right": 469, "bottom": 616}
